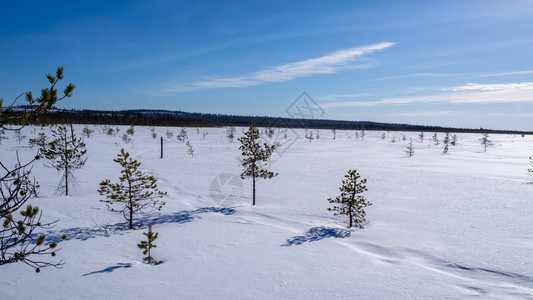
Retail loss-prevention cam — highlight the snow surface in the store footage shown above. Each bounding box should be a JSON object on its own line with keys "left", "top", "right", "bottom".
{"left": 1, "top": 125, "right": 532, "bottom": 299}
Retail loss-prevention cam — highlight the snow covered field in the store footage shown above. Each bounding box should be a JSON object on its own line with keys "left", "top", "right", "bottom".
{"left": 1, "top": 125, "right": 532, "bottom": 299}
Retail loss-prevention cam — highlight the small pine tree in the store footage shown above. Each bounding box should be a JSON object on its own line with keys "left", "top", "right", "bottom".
{"left": 266, "top": 127, "right": 275, "bottom": 139}
{"left": 28, "top": 132, "right": 47, "bottom": 148}
{"left": 150, "top": 127, "right": 157, "bottom": 139}
{"left": 305, "top": 129, "right": 314, "bottom": 142}
{"left": 106, "top": 127, "right": 115, "bottom": 136}
{"left": 186, "top": 141, "right": 195, "bottom": 157}
{"left": 442, "top": 132, "right": 450, "bottom": 154}
{"left": 381, "top": 132, "right": 386, "bottom": 140}
{"left": 418, "top": 132, "right": 424, "bottom": 142}
{"left": 404, "top": 139, "right": 414, "bottom": 157}
{"left": 98, "top": 149, "right": 166, "bottom": 229}
{"left": 332, "top": 129, "right": 337, "bottom": 140}
{"left": 126, "top": 125, "right": 135, "bottom": 136}
{"left": 82, "top": 125, "right": 94, "bottom": 138}
{"left": 432, "top": 133, "right": 439, "bottom": 145}
{"left": 137, "top": 225, "right": 162, "bottom": 265}
{"left": 165, "top": 129, "right": 174, "bottom": 139}
{"left": 40, "top": 124, "right": 87, "bottom": 196}
{"left": 328, "top": 170, "right": 371, "bottom": 228}
{"left": 480, "top": 133, "right": 492, "bottom": 152}
{"left": 121, "top": 133, "right": 132, "bottom": 144}
{"left": 15, "top": 130, "right": 26, "bottom": 144}
{"left": 177, "top": 128, "right": 188, "bottom": 142}
{"left": 226, "top": 126, "right": 236, "bottom": 142}
{"left": 238, "top": 125, "right": 277, "bottom": 206}
{"left": 450, "top": 134, "right": 457, "bottom": 146}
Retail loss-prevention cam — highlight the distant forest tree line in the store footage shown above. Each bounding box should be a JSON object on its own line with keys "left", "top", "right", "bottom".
{"left": 3, "top": 106, "right": 532, "bottom": 135}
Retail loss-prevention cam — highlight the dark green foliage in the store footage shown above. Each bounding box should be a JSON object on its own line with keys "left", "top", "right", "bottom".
{"left": 40, "top": 124, "right": 87, "bottom": 196}
{"left": 0, "top": 67, "right": 73, "bottom": 272}
{"left": 328, "top": 170, "right": 371, "bottom": 229}
{"left": 28, "top": 132, "right": 47, "bottom": 148}
{"left": 0, "top": 67, "right": 74, "bottom": 130}
{"left": 98, "top": 149, "right": 167, "bottom": 230}
{"left": 238, "top": 125, "right": 277, "bottom": 206}
{"left": 126, "top": 125, "right": 135, "bottom": 136}
{"left": 137, "top": 225, "right": 162, "bottom": 264}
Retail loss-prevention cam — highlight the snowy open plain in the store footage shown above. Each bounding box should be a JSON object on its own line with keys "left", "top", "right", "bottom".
{"left": 1, "top": 125, "right": 532, "bottom": 299}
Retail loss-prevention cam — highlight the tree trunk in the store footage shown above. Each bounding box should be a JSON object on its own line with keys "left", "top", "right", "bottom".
{"left": 252, "top": 172, "right": 256, "bottom": 206}
{"left": 65, "top": 166, "right": 68, "bottom": 196}
{"left": 64, "top": 130, "right": 69, "bottom": 196}
{"left": 129, "top": 201, "right": 133, "bottom": 229}
{"left": 348, "top": 207, "right": 353, "bottom": 228}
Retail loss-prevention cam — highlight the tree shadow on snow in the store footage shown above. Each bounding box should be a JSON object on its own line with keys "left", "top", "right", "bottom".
{"left": 82, "top": 263, "right": 132, "bottom": 276}
{"left": 36, "top": 207, "right": 236, "bottom": 244}
{"left": 281, "top": 226, "right": 351, "bottom": 247}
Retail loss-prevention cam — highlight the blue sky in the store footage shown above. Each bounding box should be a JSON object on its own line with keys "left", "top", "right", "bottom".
{"left": 1, "top": 0, "right": 533, "bottom": 130}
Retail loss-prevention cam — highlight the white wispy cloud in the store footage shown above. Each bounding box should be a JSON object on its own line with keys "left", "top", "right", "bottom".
{"left": 368, "top": 72, "right": 458, "bottom": 81}
{"left": 475, "top": 70, "right": 533, "bottom": 78}
{"left": 156, "top": 42, "right": 395, "bottom": 93}
{"left": 319, "top": 93, "right": 372, "bottom": 100}
{"left": 385, "top": 110, "right": 456, "bottom": 117}
{"left": 322, "top": 81, "right": 533, "bottom": 108}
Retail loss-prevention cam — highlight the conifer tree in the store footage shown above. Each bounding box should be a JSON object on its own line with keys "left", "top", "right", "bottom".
{"left": 480, "top": 133, "right": 493, "bottom": 152}
{"left": 126, "top": 125, "right": 135, "bottom": 136}
{"left": 226, "top": 126, "right": 236, "bottom": 142}
{"left": 0, "top": 67, "right": 73, "bottom": 271}
{"left": 404, "top": 139, "right": 414, "bottom": 157}
{"left": 137, "top": 224, "right": 162, "bottom": 264}
{"left": 177, "top": 128, "right": 188, "bottom": 142}
{"left": 450, "top": 134, "right": 458, "bottom": 146}
{"left": 328, "top": 170, "right": 371, "bottom": 229}
{"left": 15, "top": 130, "right": 26, "bottom": 144}
{"left": 432, "top": 133, "right": 439, "bottom": 145}
{"left": 28, "top": 132, "right": 47, "bottom": 148}
{"left": 40, "top": 124, "right": 87, "bottom": 196}
{"left": 238, "top": 125, "right": 277, "bottom": 206}
{"left": 165, "top": 129, "right": 174, "bottom": 139}
{"left": 418, "top": 131, "right": 424, "bottom": 142}
{"left": 186, "top": 141, "right": 195, "bottom": 157}
{"left": 82, "top": 125, "right": 94, "bottom": 138}
{"left": 98, "top": 149, "right": 166, "bottom": 229}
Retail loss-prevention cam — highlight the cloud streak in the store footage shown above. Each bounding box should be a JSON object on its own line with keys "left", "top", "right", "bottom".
{"left": 156, "top": 42, "right": 395, "bottom": 93}
{"left": 322, "top": 81, "right": 533, "bottom": 108}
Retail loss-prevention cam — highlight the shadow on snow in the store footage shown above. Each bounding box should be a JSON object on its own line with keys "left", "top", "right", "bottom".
{"left": 82, "top": 263, "right": 132, "bottom": 276}
{"left": 281, "top": 226, "right": 351, "bottom": 247}
{"left": 37, "top": 207, "right": 236, "bottom": 244}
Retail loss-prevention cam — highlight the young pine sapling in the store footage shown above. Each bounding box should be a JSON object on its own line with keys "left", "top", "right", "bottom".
{"left": 328, "top": 169, "right": 371, "bottom": 229}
